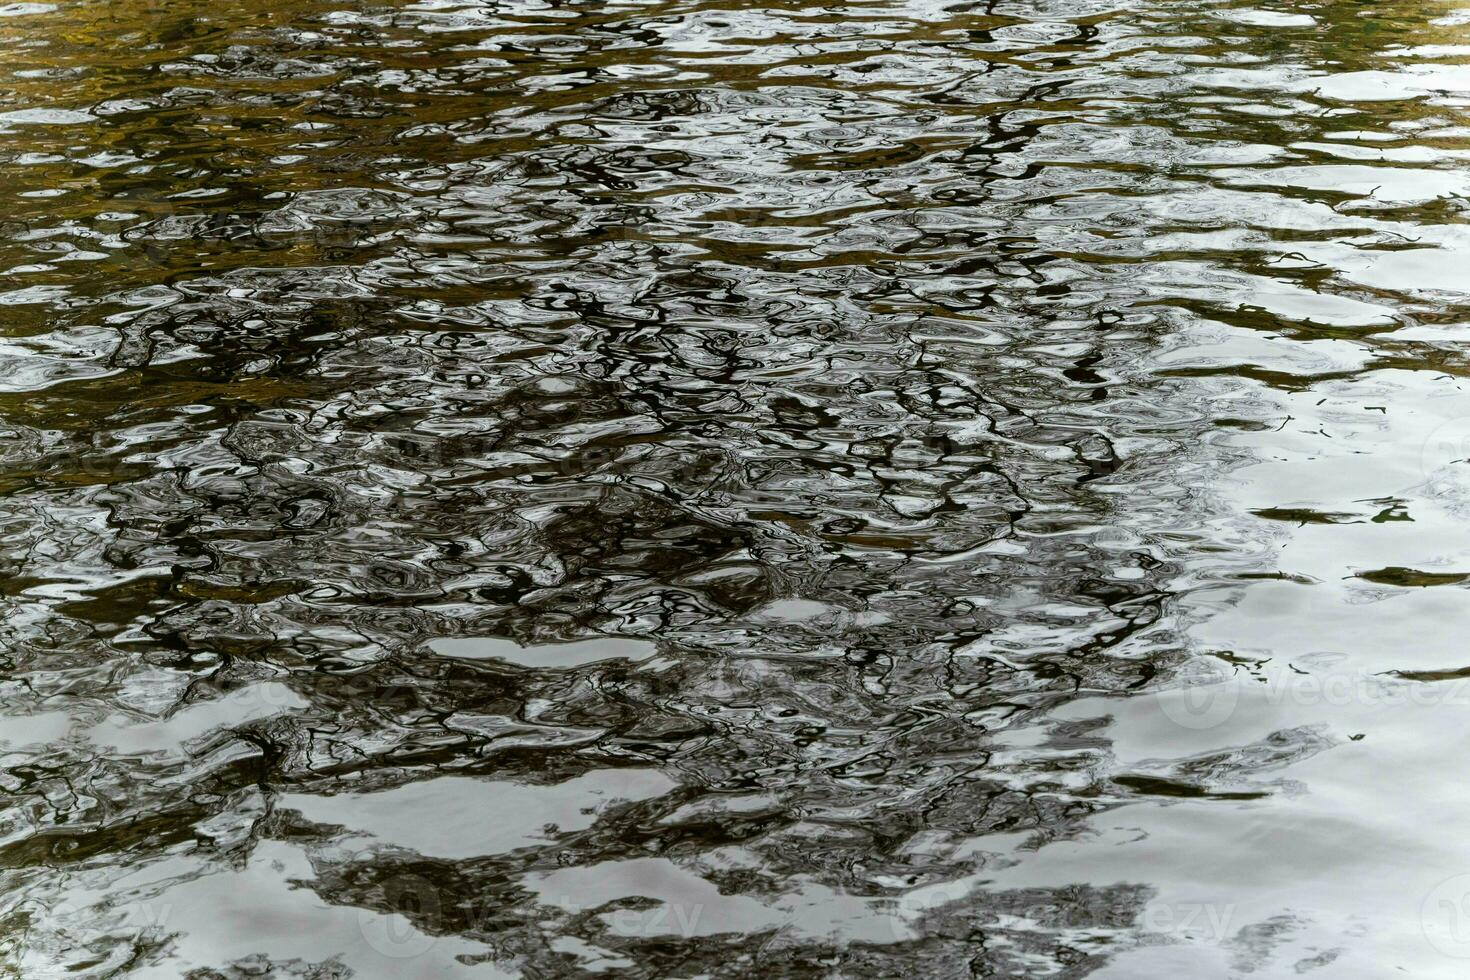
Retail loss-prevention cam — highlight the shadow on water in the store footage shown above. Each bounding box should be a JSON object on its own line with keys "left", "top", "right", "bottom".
{"left": 2, "top": 0, "right": 1470, "bottom": 975}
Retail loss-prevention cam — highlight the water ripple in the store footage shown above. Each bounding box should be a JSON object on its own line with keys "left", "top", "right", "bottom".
{"left": 2, "top": 0, "right": 1470, "bottom": 976}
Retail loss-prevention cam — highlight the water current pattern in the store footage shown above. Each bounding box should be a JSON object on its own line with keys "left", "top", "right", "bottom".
{"left": 2, "top": 0, "right": 1470, "bottom": 976}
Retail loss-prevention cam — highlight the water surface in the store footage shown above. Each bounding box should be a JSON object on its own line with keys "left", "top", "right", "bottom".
{"left": 3, "top": 0, "right": 1470, "bottom": 976}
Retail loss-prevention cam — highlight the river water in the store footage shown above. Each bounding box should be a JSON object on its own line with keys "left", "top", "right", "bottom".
{"left": 2, "top": 0, "right": 1470, "bottom": 976}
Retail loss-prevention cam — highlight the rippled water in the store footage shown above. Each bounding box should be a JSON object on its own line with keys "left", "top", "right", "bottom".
{"left": 3, "top": 0, "right": 1470, "bottom": 975}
